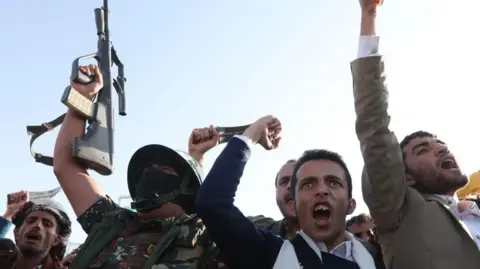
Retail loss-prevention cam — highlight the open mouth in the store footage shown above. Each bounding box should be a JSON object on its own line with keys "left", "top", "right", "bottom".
{"left": 440, "top": 156, "right": 459, "bottom": 170}
{"left": 312, "top": 203, "right": 331, "bottom": 224}
{"left": 25, "top": 231, "right": 42, "bottom": 242}
{"left": 284, "top": 194, "right": 293, "bottom": 204}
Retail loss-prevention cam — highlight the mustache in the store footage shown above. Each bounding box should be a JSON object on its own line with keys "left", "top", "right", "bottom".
{"left": 283, "top": 192, "right": 293, "bottom": 203}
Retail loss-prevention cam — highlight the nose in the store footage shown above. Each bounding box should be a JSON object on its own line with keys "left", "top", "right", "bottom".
{"left": 314, "top": 179, "right": 330, "bottom": 197}
{"left": 30, "top": 220, "right": 43, "bottom": 230}
{"left": 286, "top": 178, "right": 292, "bottom": 190}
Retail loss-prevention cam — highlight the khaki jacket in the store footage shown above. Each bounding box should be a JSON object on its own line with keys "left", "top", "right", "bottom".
{"left": 351, "top": 56, "right": 480, "bottom": 269}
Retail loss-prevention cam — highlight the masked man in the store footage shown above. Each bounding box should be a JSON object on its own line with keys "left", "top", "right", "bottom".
{"left": 53, "top": 65, "right": 224, "bottom": 269}
{"left": 0, "top": 198, "right": 71, "bottom": 269}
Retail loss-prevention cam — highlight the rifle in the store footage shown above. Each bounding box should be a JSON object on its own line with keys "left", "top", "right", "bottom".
{"left": 26, "top": 0, "right": 126, "bottom": 176}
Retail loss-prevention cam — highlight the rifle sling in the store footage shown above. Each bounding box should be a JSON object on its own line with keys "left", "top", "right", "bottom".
{"left": 26, "top": 114, "right": 66, "bottom": 166}
{"left": 143, "top": 224, "right": 181, "bottom": 269}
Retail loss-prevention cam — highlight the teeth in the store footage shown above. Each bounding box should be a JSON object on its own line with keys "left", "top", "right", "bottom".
{"left": 314, "top": 204, "right": 329, "bottom": 211}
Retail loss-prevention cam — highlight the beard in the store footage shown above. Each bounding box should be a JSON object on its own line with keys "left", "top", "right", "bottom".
{"left": 18, "top": 243, "right": 45, "bottom": 257}
{"left": 409, "top": 167, "right": 468, "bottom": 195}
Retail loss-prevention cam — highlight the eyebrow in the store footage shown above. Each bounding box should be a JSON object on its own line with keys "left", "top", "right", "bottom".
{"left": 411, "top": 142, "right": 429, "bottom": 154}
{"left": 411, "top": 139, "right": 445, "bottom": 154}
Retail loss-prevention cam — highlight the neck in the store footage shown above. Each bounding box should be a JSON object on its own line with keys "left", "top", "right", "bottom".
{"left": 284, "top": 218, "right": 300, "bottom": 239}
{"left": 138, "top": 206, "right": 187, "bottom": 222}
{"left": 324, "top": 231, "right": 346, "bottom": 252}
{"left": 16, "top": 252, "right": 48, "bottom": 269}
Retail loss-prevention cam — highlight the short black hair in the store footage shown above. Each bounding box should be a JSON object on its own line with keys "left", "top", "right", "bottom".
{"left": 346, "top": 213, "right": 372, "bottom": 228}
{"left": 275, "top": 159, "right": 297, "bottom": 187}
{"left": 291, "top": 149, "right": 352, "bottom": 200}
{"left": 400, "top": 131, "right": 436, "bottom": 151}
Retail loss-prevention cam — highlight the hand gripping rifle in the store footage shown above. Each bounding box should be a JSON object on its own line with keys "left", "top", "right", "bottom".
{"left": 26, "top": 0, "right": 126, "bottom": 176}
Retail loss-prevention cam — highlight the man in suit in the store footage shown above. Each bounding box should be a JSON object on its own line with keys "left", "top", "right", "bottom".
{"left": 352, "top": 0, "right": 480, "bottom": 268}
{"left": 196, "top": 116, "right": 382, "bottom": 269}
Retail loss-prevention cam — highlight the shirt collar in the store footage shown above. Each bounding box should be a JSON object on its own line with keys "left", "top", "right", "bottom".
{"left": 434, "top": 194, "right": 459, "bottom": 205}
{"left": 300, "top": 230, "right": 352, "bottom": 258}
{"left": 434, "top": 194, "right": 480, "bottom": 218}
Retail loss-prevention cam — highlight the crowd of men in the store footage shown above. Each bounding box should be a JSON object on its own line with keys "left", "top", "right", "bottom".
{"left": 1, "top": 1, "right": 480, "bottom": 268}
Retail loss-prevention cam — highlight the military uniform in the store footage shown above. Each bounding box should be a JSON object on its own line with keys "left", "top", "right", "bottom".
{"left": 70, "top": 196, "right": 225, "bottom": 269}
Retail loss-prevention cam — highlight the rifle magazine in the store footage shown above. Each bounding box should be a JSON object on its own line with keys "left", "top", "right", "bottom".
{"left": 61, "top": 86, "right": 95, "bottom": 119}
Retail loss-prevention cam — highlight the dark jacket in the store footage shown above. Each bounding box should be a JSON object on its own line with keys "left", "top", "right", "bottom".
{"left": 196, "top": 137, "right": 376, "bottom": 269}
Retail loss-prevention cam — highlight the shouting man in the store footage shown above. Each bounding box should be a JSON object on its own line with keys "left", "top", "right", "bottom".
{"left": 352, "top": 0, "right": 480, "bottom": 268}
{"left": 0, "top": 198, "right": 71, "bottom": 269}
{"left": 196, "top": 116, "right": 384, "bottom": 269}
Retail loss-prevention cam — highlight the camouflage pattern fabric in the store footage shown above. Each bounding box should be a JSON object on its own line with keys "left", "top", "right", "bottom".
{"left": 77, "top": 197, "right": 226, "bottom": 269}
{"left": 248, "top": 215, "right": 286, "bottom": 238}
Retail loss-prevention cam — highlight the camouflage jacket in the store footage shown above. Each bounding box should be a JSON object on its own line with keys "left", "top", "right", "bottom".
{"left": 71, "top": 196, "right": 226, "bottom": 269}
{"left": 248, "top": 215, "right": 286, "bottom": 239}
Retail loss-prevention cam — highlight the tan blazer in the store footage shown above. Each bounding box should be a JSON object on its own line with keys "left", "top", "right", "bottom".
{"left": 351, "top": 56, "right": 480, "bottom": 269}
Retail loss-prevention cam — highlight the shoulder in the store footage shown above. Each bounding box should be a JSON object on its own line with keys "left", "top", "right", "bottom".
{"left": 77, "top": 196, "right": 126, "bottom": 234}
{"left": 248, "top": 215, "right": 277, "bottom": 228}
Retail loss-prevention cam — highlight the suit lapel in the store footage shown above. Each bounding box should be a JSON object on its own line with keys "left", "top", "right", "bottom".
{"left": 423, "top": 195, "right": 474, "bottom": 241}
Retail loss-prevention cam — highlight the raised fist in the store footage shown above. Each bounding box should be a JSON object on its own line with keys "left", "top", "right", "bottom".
{"left": 4, "top": 191, "right": 29, "bottom": 220}
{"left": 71, "top": 65, "right": 103, "bottom": 99}
{"left": 242, "top": 115, "right": 282, "bottom": 150}
{"left": 188, "top": 125, "right": 220, "bottom": 162}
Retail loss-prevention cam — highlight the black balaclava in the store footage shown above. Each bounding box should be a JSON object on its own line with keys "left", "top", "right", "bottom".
{"left": 134, "top": 167, "right": 183, "bottom": 213}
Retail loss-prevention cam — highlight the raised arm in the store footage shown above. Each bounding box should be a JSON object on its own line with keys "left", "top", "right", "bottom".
{"left": 351, "top": 1, "right": 407, "bottom": 231}
{"left": 53, "top": 66, "right": 108, "bottom": 219}
{"left": 196, "top": 116, "right": 284, "bottom": 268}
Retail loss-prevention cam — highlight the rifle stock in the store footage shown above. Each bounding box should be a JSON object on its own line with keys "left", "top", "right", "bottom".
{"left": 59, "top": 0, "right": 126, "bottom": 176}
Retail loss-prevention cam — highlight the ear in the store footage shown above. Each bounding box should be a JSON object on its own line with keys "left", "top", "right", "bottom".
{"left": 347, "top": 198, "right": 356, "bottom": 215}
{"left": 53, "top": 235, "right": 63, "bottom": 247}
{"left": 406, "top": 172, "right": 415, "bottom": 187}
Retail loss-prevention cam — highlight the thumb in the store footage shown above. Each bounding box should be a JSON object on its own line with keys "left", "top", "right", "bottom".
{"left": 188, "top": 130, "right": 196, "bottom": 145}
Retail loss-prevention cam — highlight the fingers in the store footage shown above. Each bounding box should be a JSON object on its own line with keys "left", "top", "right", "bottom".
{"left": 209, "top": 125, "right": 220, "bottom": 138}
{"left": 78, "top": 65, "right": 103, "bottom": 83}
{"left": 191, "top": 126, "right": 218, "bottom": 144}
{"left": 93, "top": 65, "right": 103, "bottom": 86}
{"left": 7, "top": 191, "right": 29, "bottom": 205}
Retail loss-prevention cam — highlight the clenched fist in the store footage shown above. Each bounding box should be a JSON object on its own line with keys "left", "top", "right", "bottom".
{"left": 71, "top": 65, "right": 104, "bottom": 99}
{"left": 359, "top": 0, "right": 378, "bottom": 16}
{"left": 4, "top": 191, "right": 29, "bottom": 221}
{"left": 188, "top": 125, "right": 220, "bottom": 165}
{"left": 242, "top": 115, "right": 282, "bottom": 150}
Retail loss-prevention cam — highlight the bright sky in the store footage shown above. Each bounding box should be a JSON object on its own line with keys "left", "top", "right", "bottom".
{"left": 1, "top": 0, "right": 479, "bottom": 245}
